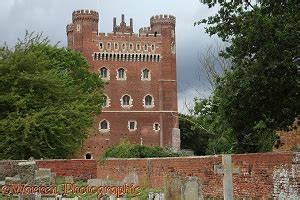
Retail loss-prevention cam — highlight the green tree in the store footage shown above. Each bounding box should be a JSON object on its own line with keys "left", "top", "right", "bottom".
{"left": 0, "top": 32, "right": 105, "bottom": 159}
{"left": 179, "top": 113, "right": 210, "bottom": 155}
{"left": 196, "top": 0, "right": 299, "bottom": 153}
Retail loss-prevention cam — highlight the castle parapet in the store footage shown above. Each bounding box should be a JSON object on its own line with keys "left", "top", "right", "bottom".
{"left": 72, "top": 9, "right": 99, "bottom": 22}
{"left": 139, "top": 26, "right": 152, "bottom": 35}
{"left": 150, "top": 14, "right": 176, "bottom": 26}
{"left": 66, "top": 23, "right": 74, "bottom": 34}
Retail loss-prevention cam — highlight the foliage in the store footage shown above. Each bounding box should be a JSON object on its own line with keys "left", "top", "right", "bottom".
{"left": 192, "top": 0, "right": 299, "bottom": 153}
{"left": 0, "top": 32, "right": 105, "bottom": 159}
{"left": 179, "top": 113, "right": 210, "bottom": 155}
{"left": 194, "top": 98, "right": 235, "bottom": 154}
{"left": 103, "top": 139, "right": 183, "bottom": 158}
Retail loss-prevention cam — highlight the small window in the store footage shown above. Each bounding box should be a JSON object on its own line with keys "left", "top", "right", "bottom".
{"left": 121, "top": 95, "right": 133, "bottom": 108}
{"left": 122, "top": 43, "right": 126, "bottom": 50}
{"left": 117, "top": 68, "right": 126, "bottom": 80}
{"left": 102, "top": 95, "right": 110, "bottom": 108}
{"left": 107, "top": 42, "right": 111, "bottom": 50}
{"left": 99, "top": 120, "right": 110, "bottom": 133}
{"left": 144, "top": 44, "right": 148, "bottom": 51}
{"left": 76, "top": 24, "right": 81, "bottom": 32}
{"left": 141, "top": 69, "right": 150, "bottom": 80}
{"left": 85, "top": 153, "right": 92, "bottom": 159}
{"left": 100, "top": 67, "right": 109, "bottom": 80}
{"left": 129, "top": 43, "right": 133, "bottom": 51}
{"left": 103, "top": 95, "right": 107, "bottom": 107}
{"left": 128, "top": 120, "right": 137, "bottom": 131}
{"left": 151, "top": 44, "right": 155, "bottom": 51}
{"left": 123, "top": 95, "right": 130, "bottom": 106}
{"left": 100, "top": 67, "right": 107, "bottom": 78}
{"left": 99, "top": 42, "right": 103, "bottom": 49}
{"left": 114, "top": 42, "right": 119, "bottom": 50}
{"left": 144, "top": 95, "right": 154, "bottom": 108}
{"left": 153, "top": 123, "right": 160, "bottom": 131}
{"left": 145, "top": 95, "right": 152, "bottom": 106}
{"left": 136, "top": 43, "right": 141, "bottom": 51}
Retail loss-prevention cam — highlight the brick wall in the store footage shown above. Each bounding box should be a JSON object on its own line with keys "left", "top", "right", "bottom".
{"left": 1, "top": 153, "right": 299, "bottom": 198}
{"left": 97, "top": 153, "right": 300, "bottom": 198}
{"left": 274, "top": 128, "right": 300, "bottom": 152}
{"left": 0, "top": 159, "right": 97, "bottom": 181}
{"left": 36, "top": 159, "right": 97, "bottom": 180}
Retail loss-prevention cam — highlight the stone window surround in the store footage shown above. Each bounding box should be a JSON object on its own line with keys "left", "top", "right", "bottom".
{"left": 99, "top": 119, "right": 110, "bottom": 133}
{"left": 128, "top": 120, "right": 137, "bottom": 131}
{"left": 153, "top": 122, "right": 160, "bottom": 131}
{"left": 116, "top": 68, "right": 127, "bottom": 80}
{"left": 99, "top": 67, "right": 110, "bottom": 80}
{"left": 120, "top": 94, "right": 133, "bottom": 108}
{"left": 143, "top": 94, "right": 155, "bottom": 108}
{"left": 103, "top": 94, "right": 111, "bottom": 108}
{"left": 141, "top": 68, "right": 151, "bottom": 81}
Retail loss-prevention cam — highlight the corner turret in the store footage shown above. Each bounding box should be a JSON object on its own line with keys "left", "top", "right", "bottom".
{"left": 150, "top": 14, "right": 176, "bottom": 35}
{"left": 66, "top": 10, "right": 99, "bottom": 51}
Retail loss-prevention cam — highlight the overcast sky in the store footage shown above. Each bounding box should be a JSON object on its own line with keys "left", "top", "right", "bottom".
{"left": 0, "top": 0, "right": 221, "bottom": 113}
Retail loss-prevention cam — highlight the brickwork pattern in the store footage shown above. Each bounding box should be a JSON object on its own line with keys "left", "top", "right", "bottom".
{"left": 97, "top": 153, "right": 299, "bottom": 198}
{"left": 36, "top": 160, "right": 97, "bottom": 180}
{"left": 66, "top": 10, "right": 179, "bottom": 158}
{"left": 0, "top": 153, "right": 299, "bottom": 198}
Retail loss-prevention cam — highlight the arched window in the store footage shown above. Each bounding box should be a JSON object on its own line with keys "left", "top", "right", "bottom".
{"left": 99, "top": 120, "right": 110, "bottom": 133}
{"left": 117, "top": 68, "right": 126, "bottom": 80}
{"left": 136, "top": 43, "right": 141, "bottom": 51}
{"left": 114, "top": 42, "right": 119, "bottom": 50}
{"left": 121, "top": 95, "right": 133, "bottom": 108}
{"left": 144, "top": 95, "right": 154, "bottom": 108}
{"left": 141, "top": 69, "right": 151, "bottom": 80}
{"left": 151, "top": 44, "right": 155, "bottom": 51}
{"left": 107, "top": 42, "right": 111, "bottom": 50}
{"left": 99, "top": 42, "right": 103, "bottom": 49}
{"left": 123, "top": 95, "right": 130, "bottom": 106}
{"left": 100, "top": 67, "right": 109, "bottom": 80}
{"left": 145, "top": 95, "right": 152, "bottom": 105}
{"left": 153, "top": 123, "right": 160, "bottom": 131}
{"left": 102, "top": 95, "right": 110, "bottom": 108}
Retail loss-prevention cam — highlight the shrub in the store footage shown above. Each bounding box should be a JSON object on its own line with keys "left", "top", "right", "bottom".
{"left": 103, "top": 139, "right": 183, "bottom": 158}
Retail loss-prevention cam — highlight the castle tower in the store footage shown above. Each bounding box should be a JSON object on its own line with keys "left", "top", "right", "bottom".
{"left": 66, "top": 11, "right": 180, "bottom": 159}
{"left": 150, "top": 15, "right": 179, "bottom": 148}
{"left": 67, "top": 10, "right": 99, "bottom": 61}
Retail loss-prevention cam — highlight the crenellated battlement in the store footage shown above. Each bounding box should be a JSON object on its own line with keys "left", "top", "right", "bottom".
{"left": 139, "top": 26, "right": 152, "bottom": 34}
{"left": 72, "top": 9, "right": 99, "bottom": 22}
{"left": 66, "top": 23, "right": 74, "bottom": 33}
{"left": 150, "top": 14, "right": 176, "bottom": 25}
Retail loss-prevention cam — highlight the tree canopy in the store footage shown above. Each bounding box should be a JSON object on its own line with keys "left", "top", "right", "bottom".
{"left": 0, "top": 33, "right": 105, "bottom": 159}
{"left": 187, "top": 0, "right": 300, "bottom": 153}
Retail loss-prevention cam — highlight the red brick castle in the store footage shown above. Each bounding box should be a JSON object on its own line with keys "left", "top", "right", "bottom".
{"left": 66, "top": 10, "right": 180, "bottom": 159}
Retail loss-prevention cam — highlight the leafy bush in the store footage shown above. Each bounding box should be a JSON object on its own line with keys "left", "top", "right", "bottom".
{"left": 103, "top": 140, "right": 183, "bottom": 158}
